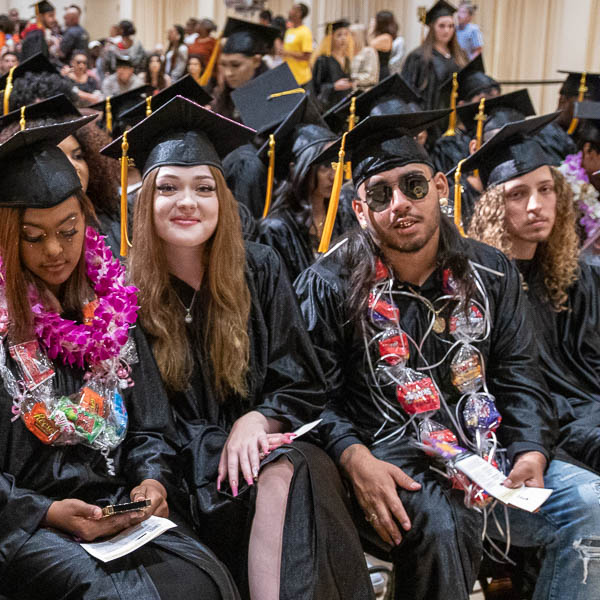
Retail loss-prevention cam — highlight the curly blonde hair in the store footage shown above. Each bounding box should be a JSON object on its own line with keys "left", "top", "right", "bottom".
{"left": 468, "top": 166, "right": 579, "bottom": 311}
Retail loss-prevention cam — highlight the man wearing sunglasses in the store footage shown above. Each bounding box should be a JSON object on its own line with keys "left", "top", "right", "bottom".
{"left": 294, "top": 111, "right": 599, "bottom": 599}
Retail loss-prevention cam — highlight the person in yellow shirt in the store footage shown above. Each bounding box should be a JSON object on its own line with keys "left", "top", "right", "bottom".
{"left": 282, "top": 3, "right": 313, "bottom": 86}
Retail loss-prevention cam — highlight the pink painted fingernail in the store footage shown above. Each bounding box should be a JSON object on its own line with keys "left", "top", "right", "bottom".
{"left": 217, "top": 478, "right": 221, "bottom": 491}
{"left": 246, "top": 477, "right": 253, "bottom": 486}
{"left": 232, "top": 482, "right": 238, "bottom": 497}
{"left": 394, "top": 536, "right": 402, "bottom": 545}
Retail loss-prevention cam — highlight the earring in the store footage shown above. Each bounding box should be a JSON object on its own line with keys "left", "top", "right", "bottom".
{"left": 439, "top": 197, "right": 449, "bottom": 208}
{"left": 360, "top": 222, "right": 367, "bottom": 230}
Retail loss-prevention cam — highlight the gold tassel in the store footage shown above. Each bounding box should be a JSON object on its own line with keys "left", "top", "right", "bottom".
{"left": 418, "top": 7, "right": 427, "bottom": 43}
{"left": 344, "top": 96, "right": 357, "bottom": 180}
{"left": 263, "top": 134, "right": 276, "bottom": 218}
{"left": 326, "top": 24, "right": 333, "bottom": 57}
{"left": 454, "top": 158, "right": 467, "bottom": 237}
{"left": 567, "top": 72, "right": 588, "bottom": 135}
{"left": 443, "top": 72, "right": 458, "bottom": 137}
{"left": 35, "top": 3, "right": 42, "bottom": 28}
{"left": 19, "top": 106, "right": 26, "bottom": 130}
{"left": 105, "top": 96, "right": 113, "bottom": 134}
{"left": 268, "top": 88, "right": 305, "bottom": 99}
{"left": 199, "top": 34, "right": 222, "bottom": 86}
{"left": 2, "top": 64, "right": 16, "bottom": 115}
{"left": 473, "top": 97, "right": 486, "bottom": 178}
{"left": 145, "top": 96, "right": 152, "bottom": 117}
{"left": 119, "top": 131, "right": 132, "bottom": 257}
{"left": 318, "top": 132, "right": 348, "bottom": 253}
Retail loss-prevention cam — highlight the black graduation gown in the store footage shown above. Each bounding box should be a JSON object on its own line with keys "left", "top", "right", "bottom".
{"left": 536, "top": 122, "right": 578, "bottom": 166}
{"left": 0, "top": 330, "right": 238, "bottom": 600}
{"left": 144, "top": 242, "right": 374, "bottom": 599}
{"left": 294, "top": 232, "right": 558, "bottom": 599}
{"left": 431, "top": 128, "right": 471, "bottom": 174}
{"left": 517, "top": 258, "right": 600, "bottom": 471}
{"left": 312, "top": 55, "right": 351, "bottom": 112}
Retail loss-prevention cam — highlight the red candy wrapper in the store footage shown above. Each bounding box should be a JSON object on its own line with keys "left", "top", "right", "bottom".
{"left": 9, "top": 341, "right": 54, "bottom": 390}
{"left": 396, "top": 371, "right": 440, "bottom": 414}
{"left": 375, "top": 259, "right": 390, "bottom": 282}
{"left": 378, "top": 330, "right": 410, "bottom": 365}
{"left": 369, "top": 293, "right": 400, "bottom": 324}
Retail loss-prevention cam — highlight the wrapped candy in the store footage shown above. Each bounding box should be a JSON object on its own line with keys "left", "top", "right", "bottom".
{"left": 450, "top": 345, "right": 483, "bottom": 394}
{"left": 23, "top": 402, "right": 62, "bottom": 444}
{"left": 51, "top": 396, "right": 105, "bottom": 444}
{"left": 396, "top": 369, "right": 440, "bottom": 415}
{"left": 378, "top": 329, "right": 410, "bottom": 366}
{"left": 368, "top": 292, "right": 400, "bottom": 326}
{"left": 9, "top": 341, "right": 54, "bottom": 391}
{"left": 463, "top": 392, "right": 502, "bottom": 434}
{"left": 375, "top": 259, "right": 390, "bottom": 282}
{"left": 449, "top": 303, "right": 485, "bottom": 341}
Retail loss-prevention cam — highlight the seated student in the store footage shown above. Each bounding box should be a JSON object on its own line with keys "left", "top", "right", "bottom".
{"left": 294, "top": 111, "right": 600, "bottom": 600}
{"left": 0, "top": 118, "right": 237, "bottom": 599}
{"left": 101, "top": 96, "right": 374, "bottom": 600}
{"left": 468, "top": 115, "right": 600, "bottom": 472}
{"left": 556, "top": 70, "right": 600, "bottom": 133}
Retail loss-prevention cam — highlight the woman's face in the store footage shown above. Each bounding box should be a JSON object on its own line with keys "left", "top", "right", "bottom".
{"left": 313, "top": 164, "right": 335, "bottom": 199}
{"left": 149, "top": 55, "right": 161, "bottom": 73}
{"left": 71, "top": 53, "right": 88, "bottom": 75}
{"left": 219, "top": 53, "right": 261, "bottom": 89}
{"left": 58, "top": 135, "right": 89, "bottom": 193}
{"left": 433, "top": 16, "right": 455, "bottom": 45}
{"left": 153, "top": 165, "right": 219, "bottom": 249}
{"left": 20, "top": 196, "right": 86, "bottom": 293}
{"left": 167, "top": 27, "right": 178, "bottom": 43}
{"left": 332, "top": 28, "right": 349, "bottom": 52}
{"left": 187, "top": 57, "right": 202, "bottom": 78}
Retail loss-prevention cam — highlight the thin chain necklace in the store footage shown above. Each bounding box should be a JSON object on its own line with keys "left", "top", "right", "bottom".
{"left": 175, "top": 288, "right": 199, "bottom": 324}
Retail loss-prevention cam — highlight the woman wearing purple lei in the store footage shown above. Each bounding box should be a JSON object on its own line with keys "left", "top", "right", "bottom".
{"left": 0, "top": 119, "right": 238, "bottom": 599}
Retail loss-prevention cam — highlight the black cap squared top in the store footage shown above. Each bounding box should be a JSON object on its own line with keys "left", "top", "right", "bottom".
{"left": 314, "top": 109, "right": 452, "bottom": 187}
{"left": 558, "top": 71, "right": 600, "bottom": 101}
{"left": 119, "top": 75, "right": 212, "bottom": 126}
{"left": 325, "top": 19, "right": 350, "bottom": 32}
{"left": 424, "top": 1, "right": 457, "bottom": 25}
{"left": 0, "top": 52, "right": 58, "bottom": 89}
{"left": 440, "top": 55, "right": 499, "bottom": 104}
{"left": 31, "top": 1, "right": 54, "bottom": 13}
{"left": 322, "top": 90, "right": 362, "bottom": 131}
{"left": 100, "top": 95, "right": 256, "bottom": 178}
{"left": 0, "top": 115, "right": 95, "bottom": 209}
{"left": 222, "top": 18, "right": 281, "bottom": 56}
{"left": 0, "top": 93, "right": 81, "bottom": 131}
{"left": 459, "top": 112, "right": 561, "bottom": 189}
{"left": 574, "top": 100, "right": 600, "bottom": 144}
{"left": 456, "top": 88, "right": 535, "bottom": 136}
{"left": 231, "top": 63, "right": 301, "bottom": 133}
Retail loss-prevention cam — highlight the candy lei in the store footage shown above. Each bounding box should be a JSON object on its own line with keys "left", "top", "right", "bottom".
{"left": 364, "top": 258, "right": 502, "bottom": 508}
{"left": 0, "top": 227, "right": 139, "bottom": 470}
{"left": 559, "top": 152, "right": 600, "bottom": 239}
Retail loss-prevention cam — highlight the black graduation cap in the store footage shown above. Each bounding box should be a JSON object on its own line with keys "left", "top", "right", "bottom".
{"left": 89, "top": 84, "right": 153, "bottom": 137}
{"left": 440, "top": 55, "right": 499, "bottom": 104}
{"left": 558, "top": 71, "right": 600, "bottom": 101}
{"left": 114, "top": 55, "right": 134, "bottom": 68}
{"left": 322, "top": 90, "right": 362, "bottom": 131}
{"left": 100, "top": 95, "right": 255, "bottom": 178}
{"left": 424, "top": 1, "right": 457, "bottom": 25}
{"left": 458, "top": 112, "right": 561, "bottom": 189}
{"left": 31, "top": 1, "right": 54, "bottom": 14}
{"left": 0, "top": 115, "right": 95, "bottom": 209}
{"left": 456, "top": 88, "right": 535, "bottom": 137}
{"left": 0, "top": 52, "right": 58, "bottom": 90}
{"left": 231, "top": 63, "right": 302, "bottom": 133}
{"left": 118, "top": 75, "right": 212, "bottom": 126}
{"left": 0, "top": 93, "right": 81, "bottom": 131}
{"left": 314, "top": 109, "right": 452, "bottom": 187}
{"left": 325, "top": 19, "right": 350, "bottom": 33}
{"left": 222, "top": 17, "right": 281, "bottom": 55}
{"left": 574, "top": 100, "right": 600, "bottom": 145}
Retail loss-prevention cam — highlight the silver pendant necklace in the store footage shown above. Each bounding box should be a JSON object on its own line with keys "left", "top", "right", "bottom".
{"left": 175, "top": 288, "right": 198, "bottom": 324}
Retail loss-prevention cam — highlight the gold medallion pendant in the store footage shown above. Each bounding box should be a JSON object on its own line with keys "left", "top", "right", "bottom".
{"left": 433, "top": 315, "right": 446, "bottom": 334}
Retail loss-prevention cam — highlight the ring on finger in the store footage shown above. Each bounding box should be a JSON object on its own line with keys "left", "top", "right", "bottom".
{"left": 365, "top": 512, "right": 378, "bottom": 523}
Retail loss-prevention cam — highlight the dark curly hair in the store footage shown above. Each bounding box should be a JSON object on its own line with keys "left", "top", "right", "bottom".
{"left": 8, "top": 72, "right": 76, "bottom": 112}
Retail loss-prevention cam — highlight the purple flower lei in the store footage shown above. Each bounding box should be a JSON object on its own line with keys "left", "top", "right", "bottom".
{"left": 19, "top": 227, "right": 138, "bottom": 369}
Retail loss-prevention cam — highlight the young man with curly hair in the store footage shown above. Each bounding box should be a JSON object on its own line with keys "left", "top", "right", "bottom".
{"left": 469, "top": 114, "right": 600, "bottom": 474}
{"left": 295, "top": 110, "right": 600, "bottom": 600}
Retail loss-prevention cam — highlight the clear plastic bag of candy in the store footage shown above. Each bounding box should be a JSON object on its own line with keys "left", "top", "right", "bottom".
{"left": 396, "top": 368, "right": 441, "bottom": 415}
{"left": 463, "top": 392, "right": 502, "bottom": 434}
{"left": 450, "top": 344, "right": 483, "bottom": 394}
{"left": 368, "top": 290, "right": 400, "bottom": 328}
{"left": 449, "top": 303, "right": 485, "bottom": 341}
{"left": 378, "top": 328, "right": 410, "bottom": 366}
{"left": 419, "top": 419, "right": 465, "bottom": 459}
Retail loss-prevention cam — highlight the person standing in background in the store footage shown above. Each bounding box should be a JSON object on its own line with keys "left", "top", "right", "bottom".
{"left": 350, "top": 23, "right": 378, "bottom": 91}
{"left": 60, "top": 5, "right": 88, "bottom": 63}
{"left": 165, "top": 24, "right": 188, "bottom": 81}
{"left": 283, "top": 3, "right": 313, "bottom": 86}
{"left": 369, "top": 11, "right": 400, "bottom": 82}
{"left": 186, "top": 19, "right": 216, "bottom": 69}
{"left": 456, "top": 1, "right": 483, "bottom": 60}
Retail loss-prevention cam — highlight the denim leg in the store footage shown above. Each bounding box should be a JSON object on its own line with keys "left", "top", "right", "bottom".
{"left": 490, "top": 460, "right": 600, "bottom": 600}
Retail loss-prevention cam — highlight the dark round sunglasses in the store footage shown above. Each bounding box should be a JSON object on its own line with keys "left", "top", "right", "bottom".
{"left": 365, "top": 173, "right": 432, "bottom": 212}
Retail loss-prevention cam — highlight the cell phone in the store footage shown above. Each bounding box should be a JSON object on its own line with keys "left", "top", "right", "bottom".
{"left": 101, "top": 499, "right": 151, "bottom": 517}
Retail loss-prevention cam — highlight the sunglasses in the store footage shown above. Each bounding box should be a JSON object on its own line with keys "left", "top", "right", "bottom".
{"left": 365, "top": 173, "right": 432, "bottom": 212}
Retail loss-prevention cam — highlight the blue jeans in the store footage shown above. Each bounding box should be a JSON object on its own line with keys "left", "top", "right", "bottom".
{"left": 491, "top": 460, "right": 600, "bottom": 600}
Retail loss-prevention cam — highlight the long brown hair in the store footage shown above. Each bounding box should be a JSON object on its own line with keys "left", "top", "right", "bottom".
{"left": 468, "top": 167, "right": 579, "bottom": 311}
{"left": 130, "top": 166, "right": 251, "bottom": 396}
{"left": 421, "top": 21, "right": 467, "bottom": 67}
{"left": 0, "top": 192, "right": 97, "bottom": 343}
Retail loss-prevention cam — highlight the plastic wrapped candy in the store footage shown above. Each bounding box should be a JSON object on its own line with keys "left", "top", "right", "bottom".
{"left": 396, "top": 369, "right": 441, "bottom": 415}
{"left": 463, "top": 392, "right": 502, "bottom": 434}
{"left": 50, "top": 396, "right": 105, "bottom": 445}
{"left": 449, "top": 303, "right": 485, "bottom": 341}
{"left": 378, "top": 329, "right": 410, "bottom": 366}
{"left": 450, "top": 345, "right": 483, "bottom": 394}
{"left": 374, "top": 259, "right": 390, "bottom": 282}
{"left": 420, "top": 420, "right": 464, "bottom": 459}
{"left": 9, "top": 341, "right": 54, "bottom": 391}
{"left": 368, "top": 291, "right": 400, "bottom": 326}
{"left": 23, "top": 402, "right": 63, "bottom": 444}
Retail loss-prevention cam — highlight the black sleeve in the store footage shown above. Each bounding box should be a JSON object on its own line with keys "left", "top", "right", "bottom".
{"left": 400, "top": 50, "right": 425, "bottom": 95}
{"left": 222, "top": 147, "right": 267, "bottom": 219}
{"left": 312, "top": 56, "right": 335, "bottom": 108}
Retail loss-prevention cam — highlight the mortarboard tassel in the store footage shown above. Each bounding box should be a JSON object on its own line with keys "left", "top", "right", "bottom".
{"left": 105, "top": 96, "right": 113, "bottom": 134}
{"left": 567, "top": 71, "right": 587, "bottom": 135}
{"left": 119, "top": 131, "right": 132, "bottom": 257}
{"left": 326, "top": 23, "right": 333, "bottom": 57}
{"left": 35, "top": 3, "right": 42, "bottom": 28}
{"left": 19, "top": 106, "right": 26, "bottom": 130}
{"left": 2, "top": 64, "right": 16, "bottom": 115}
{"left": 145, "top": 96, "right": 152, "bottom": 117}
{"left": 473, "top": 97, "right": 486, "bottom": 178}
{"left": 443, "top": 72, "right": 458, "bottom": 137}
{"left": 418, "top": 7, "right": 427, "bottom": 43}
{"left": 268, "top": 88, "right": 305, "bottom": 99}
{"left": 344, "top": 96, "right": 357, "bottom": 180}
{"left": 453, "top": 158, "right": 467, "bottom": 237}
{"left": 200, "top": 34, "right": 222, "bottom": 86}
{"left": 263, "top": 134, "right": 276, "bottom": 218}
{"left": 318, "top": 131, "right": 348, "bottom": 253}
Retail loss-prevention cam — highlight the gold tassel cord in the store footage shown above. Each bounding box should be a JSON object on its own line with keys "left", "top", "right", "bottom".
{"left": 473, "top": 98, "right": 486, "bottom": 178}
{"left": 199, "top": 34, "right": 222, "bottom": 86}
{"left": 19, "top": 106, "right": 26, "bottom": 130}
{"left": 263, "top": 134, "right": 276, "bottom": 219}
{"left": 318, "top": 132, "right": 348, "bottom": 253}
{"left": 105, "top": 96, "right": 112, "bottom": 134}
{"left": 325, "top": 24, "right": 333, "bottom": 57}
{"left": 145, "top": 96, "right": 152, "bottom": 117}
{"left": 2, "top": 65, "right": 16, "bottom": 115}
{"left": 443, "top": 73, "right": 458, "bottom": 137}
{"left": 418, "top": 7, "right": 427, "bottom": 43}
{"left": 119, "top": 131, "right": 132, "bottom": 257}
{"left": 567, "top": 72, "right": 588, "bottom": 135}
{"left": 268, "top": 88, "right": 305, "bottom": 100}
{"left": 454, "top": 158, "right": 467, "bottom": 237}
{"left": 344, "top": 96, "right": 357, "bottom": 180}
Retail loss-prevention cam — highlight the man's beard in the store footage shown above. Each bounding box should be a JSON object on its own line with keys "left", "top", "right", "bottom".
{"left": 375, "top": 210, "right": 441, "bottom": 255}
